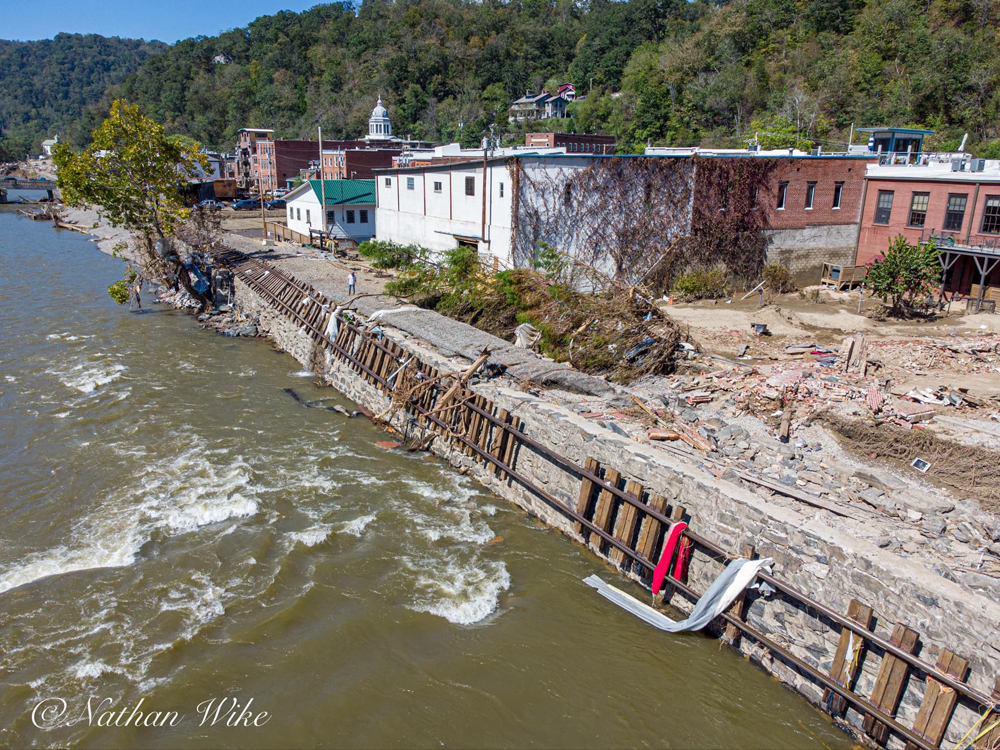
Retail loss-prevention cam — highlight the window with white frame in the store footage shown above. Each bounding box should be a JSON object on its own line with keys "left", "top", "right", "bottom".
{"left": 406, "top": 177, "right": 415, "bottom": 190}
{"left": 832, "top": 182, "right": 843, "bottom": 209}
{"left": 776, "top": 182, "right": 788, "bottom": 210}
{"left": 805, "top": 182, "right": 816, "bottom": 210}
{"left": 433, "top": 181, "right": 442, "bottom": 193}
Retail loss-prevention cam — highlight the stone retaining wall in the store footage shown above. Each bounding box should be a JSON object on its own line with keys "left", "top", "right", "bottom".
{"left": 235, "top": 276, "right": 1000, "bottom": 749}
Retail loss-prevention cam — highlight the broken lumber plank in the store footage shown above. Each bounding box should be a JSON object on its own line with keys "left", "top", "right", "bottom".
{"left": 905, "top": 649, "right": 969, "bottom": 750}
{"left": 863, "top": 623, "right": 920, "bottom": 745}
{"left": 573, "top": 457, "right": 600, "bottom": 535}
{"left": 823, "top": 600, "right": 874, "bottom": 715}
{"left": 610, "top": 480, "right": 644, "bottom": 567}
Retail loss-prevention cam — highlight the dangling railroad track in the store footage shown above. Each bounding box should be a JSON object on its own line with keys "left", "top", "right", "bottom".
{"left": 210, "top": 246, "right": 1000, "bottom": 750}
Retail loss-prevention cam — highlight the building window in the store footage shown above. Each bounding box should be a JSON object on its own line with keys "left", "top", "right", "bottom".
{"left": 385, "top": 177, "right": 391, "bottom": 187}
{"left": 296, "top": 208, "right": 301, "bottom": 221}
{"left": 465, "top": 176, "right": 475, "bottom": 196}
{"left": 873, "top": 190, "right": 894, "bottom": 225}
{"left": 346, "top": 210, "right": 355, "bottom": 224}
{"left": 832, "top": 182, "right": 843, "bottom": 210}
{"left": 406, "top": 177, "right": 415, "bottom": 190}
{"left": 326, "top": 210, "right": 335, "bottom": 225}
{"left": 360, "top": 209, "right": 368, "bottom": 223}
{"left": 776, "top": 182, "right": 788, "bottom": 210}
{"left": 907, "top": 192, "right": 930, "bottom": 227}
{"left": 805, "top": 182, "right": 816, "bottom": 210}
{"left": 306, "top": 209, "right": 311, "bottom": 225}
{"left": 944, "top": 194, "right": 967, "bottom": 231}
{"left": 981, "top": 196, "right": 1000, "bottom": 234}
{"left": 500, "top": 182, "right": 504, "bottom": 198}
{"left": 433, "top": 181, "right": 442, "bottom": 193}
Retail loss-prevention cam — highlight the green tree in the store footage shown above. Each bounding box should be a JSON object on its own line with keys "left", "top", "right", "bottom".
{"left": 866, "top": 235, "right": 942, "bottom": 315}
{"left": 54, "top": 100, "right": 211, "bottom": 308}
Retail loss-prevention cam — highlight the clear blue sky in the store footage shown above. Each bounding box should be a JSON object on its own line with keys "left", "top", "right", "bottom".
{"left": 1, "top": 0, "right": 327, "bottom": 43}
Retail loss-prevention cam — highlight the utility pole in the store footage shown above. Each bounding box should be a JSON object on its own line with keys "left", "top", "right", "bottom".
{"left": 318, "top": 126, "right": 327, "bottom": 240}
{"left": 257, "top": 174, "right": 267, "bottom": 241}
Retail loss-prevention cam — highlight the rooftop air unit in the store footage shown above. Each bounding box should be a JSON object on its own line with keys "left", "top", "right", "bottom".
{"left": 951, "top": 159, "right": 966, "bottom": 172}
{"left": 970, "top": 158, "right": 986, "bottom": 172}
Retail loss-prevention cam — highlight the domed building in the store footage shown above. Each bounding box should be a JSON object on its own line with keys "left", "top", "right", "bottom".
{"left": 366, "top": 96, "right": 394, "bottom": 143}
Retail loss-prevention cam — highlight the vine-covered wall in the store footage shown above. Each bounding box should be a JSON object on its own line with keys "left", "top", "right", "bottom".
{"left": 509, "top": 155, "right": 777, "bottom": 292}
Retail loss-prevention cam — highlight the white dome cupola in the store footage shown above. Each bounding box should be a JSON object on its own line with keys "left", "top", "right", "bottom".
{"left": 367, "top": 96, "right": 392, "bottom": 141}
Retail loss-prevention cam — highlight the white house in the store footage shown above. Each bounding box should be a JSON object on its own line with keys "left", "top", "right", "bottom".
{"left": 284, "top": 179, "right": 377, "bottom": 244}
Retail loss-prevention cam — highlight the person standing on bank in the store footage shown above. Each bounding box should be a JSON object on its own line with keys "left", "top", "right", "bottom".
{"left": 347, "top": 271, "right": 357, "bottom": 296}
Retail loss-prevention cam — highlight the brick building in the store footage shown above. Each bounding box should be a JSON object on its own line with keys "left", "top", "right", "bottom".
{"left": 255, "top": 139, "right": 367, "bottom": 192}
{"left": 234, "top": 128, "right": 274, "bottom": 191}
{"left": 762, "top": 155, "right": 877, "bottom": 280}
{"left": 525, "top": 132, "right": 615, "bottom": 154}
{"left": 321, "top": 148, "right": 401, "bottom": 181}
{"left": 855, "top": 157, "right": 1000, "bottom": 303}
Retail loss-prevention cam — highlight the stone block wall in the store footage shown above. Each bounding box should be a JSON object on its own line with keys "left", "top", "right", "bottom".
{"left": 765, "top": 225, "right": 859, "bottom": 285}
{"left": 235, "top": 276, "right": 1000, "bottom": 749}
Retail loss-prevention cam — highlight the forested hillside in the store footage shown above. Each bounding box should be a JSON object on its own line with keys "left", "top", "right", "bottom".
{"left": 0, "top": 33, "right": 166, "bottom": 157}
{"left": 4, "top": 0, "right": 999, "bottom": 158}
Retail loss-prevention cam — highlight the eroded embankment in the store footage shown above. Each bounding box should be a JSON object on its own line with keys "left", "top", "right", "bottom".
{"left": 222, "top": 249, "right": 1000, "bottom": 750}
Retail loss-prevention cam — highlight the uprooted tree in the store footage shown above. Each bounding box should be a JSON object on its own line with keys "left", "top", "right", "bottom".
{"left": 53, "top": 99, "right": 213, "bottom": 308}
{"left": 865, "top": 235, "right": 942, "bottom": 316}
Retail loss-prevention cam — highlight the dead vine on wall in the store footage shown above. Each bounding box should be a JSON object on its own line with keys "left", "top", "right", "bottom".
{"left": 509, "top": 156, "right": 695, "bottom": 286}
{"left": 510, "top": 156, "right": 777, "bottom": 293}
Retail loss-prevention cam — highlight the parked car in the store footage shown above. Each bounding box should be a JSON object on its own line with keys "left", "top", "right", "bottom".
{"left": 264, "top": 199, "right": 286, "bottom": 209}
{"left": 232, "top": 198, "right": 263, "bottom": 211}
{"left": 197, "top": 199, "right": 224, "bottom": 210}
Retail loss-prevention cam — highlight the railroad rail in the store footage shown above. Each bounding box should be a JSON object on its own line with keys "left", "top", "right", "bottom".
{"left": 210, "top": 246, "right": 1000, "bottom": 750}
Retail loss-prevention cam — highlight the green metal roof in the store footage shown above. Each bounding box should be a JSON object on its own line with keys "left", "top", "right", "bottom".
{"left": 307, "top": 179, "right": 376, "bottom": 205}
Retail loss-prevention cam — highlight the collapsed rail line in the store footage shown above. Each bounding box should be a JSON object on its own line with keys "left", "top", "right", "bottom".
{"left": 211, "top": 246, "right": 1000, "bottom": 750}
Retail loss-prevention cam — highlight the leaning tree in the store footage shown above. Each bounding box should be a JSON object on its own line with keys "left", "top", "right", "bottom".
{"left": 53, "top": 99, "right": 213, "bottom": 308}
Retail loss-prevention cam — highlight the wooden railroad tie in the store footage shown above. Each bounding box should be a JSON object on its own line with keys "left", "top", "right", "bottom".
{"left": 488, "top": 409, "right": 512, "bottom": 479}
{"left": 590, "top": 467, "right": 621, "bottom": 552}
{"left": 863, "top": 623, "right": 920, "bottom": 746}
{"left": 905, "top": 649, "right": 970, "bottom": 750}
{"left": 975, "top": 677, "right": 1000, "bottom": 750}
{"left": 573, "top": 457, "right": 600, "bottom": 535}
{"left": 634, "top": 492, "right": 667, "bottom": 565}
{"left": 722, "top": 543, "right": 756, "bottom": 647}
{"left": 824, "top": 599, "right": 874, "bottom": 716}
{"left": 610, "top": 480, "right": 644, "bottom": 568}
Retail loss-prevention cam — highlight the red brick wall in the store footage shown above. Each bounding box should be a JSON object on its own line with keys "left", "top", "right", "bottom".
{"left": 765, "top": 157, "right": 875, "bottom": 230}
{"left": 856, "top": 177, "right": 1000, "bottom": 265}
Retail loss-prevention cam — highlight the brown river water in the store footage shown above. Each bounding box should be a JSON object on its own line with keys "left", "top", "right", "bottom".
{"left": 0, "top": 208, "right": 852, "bottom": 748}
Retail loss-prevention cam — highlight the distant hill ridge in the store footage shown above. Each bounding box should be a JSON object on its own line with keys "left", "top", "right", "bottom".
{"left": 3, "top": 0, "right": 998, "bottom": 159}
{"left": 0, "top": 33, "right": 166, "bottom": 157}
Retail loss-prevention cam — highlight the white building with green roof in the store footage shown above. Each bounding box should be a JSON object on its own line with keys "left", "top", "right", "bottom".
{"left": 284, "top": 179, "right": 377, "bottom": 244}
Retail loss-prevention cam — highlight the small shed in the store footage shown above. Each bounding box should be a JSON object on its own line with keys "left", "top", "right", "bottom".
{"left": 284, "top": 179, "right": 377, "bottom": 244}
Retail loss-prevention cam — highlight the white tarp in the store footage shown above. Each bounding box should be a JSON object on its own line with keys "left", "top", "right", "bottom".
{"left": 582, "top": 557, "right": 773, "bottom": 633}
